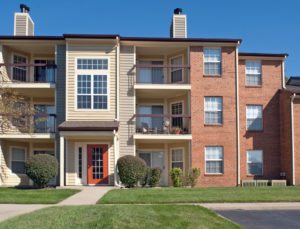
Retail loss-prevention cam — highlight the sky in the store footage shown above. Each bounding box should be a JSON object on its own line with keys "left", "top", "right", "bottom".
{"left": 0, "top": 0, "right": 299, "bottom": 76}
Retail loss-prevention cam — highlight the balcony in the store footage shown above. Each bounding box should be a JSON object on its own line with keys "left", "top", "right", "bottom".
{"left": 0, "top": 63, "right": 56, "bottom": 97}
{"left": 134, "top": 64, "right": 191, "bottom": 97}
{"left": 0, "top": 114, "right": 56, "bottom": 139}
{"left": 132, "top": 114, "right": 192, "bottom": 141}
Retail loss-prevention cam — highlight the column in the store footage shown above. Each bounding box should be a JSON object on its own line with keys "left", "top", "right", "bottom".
{"left": 59, "top": 136, "right": 65, "bottom": 186}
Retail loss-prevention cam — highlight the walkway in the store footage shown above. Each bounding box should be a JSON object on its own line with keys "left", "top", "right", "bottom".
{"left": 0, "top": 186, "right": 113, "bottom": 222}
{"left": 57, "top": 186, "right": 114, "bottom": 206}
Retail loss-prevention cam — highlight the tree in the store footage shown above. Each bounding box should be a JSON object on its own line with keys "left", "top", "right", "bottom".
{"left": 0, "top": 84, "right": 35, "bottom": 133}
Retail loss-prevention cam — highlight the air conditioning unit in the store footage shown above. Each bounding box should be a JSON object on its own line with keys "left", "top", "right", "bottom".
{"left": 256, "top": 180, "right": 269, "bottom": 187}
{"left": 241, "top": 180, "right": 256, "bottom": 187}
{"left": 271, "top": 180, "right": 287, "bottom": 187}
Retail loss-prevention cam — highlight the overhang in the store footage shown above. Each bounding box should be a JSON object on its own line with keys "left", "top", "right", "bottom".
{"left": 58, "top": 121, "right": 119, "bottom": 131}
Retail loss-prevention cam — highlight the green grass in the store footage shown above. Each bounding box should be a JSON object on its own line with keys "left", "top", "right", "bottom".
{"left": 99, "top": 187, "right": 300, "bottom": 204}
{"left": 0, "top": 188, "right": 80, "bottom": 204}
{"left": 0, "top": 205, "right": 241, "bottom": 229}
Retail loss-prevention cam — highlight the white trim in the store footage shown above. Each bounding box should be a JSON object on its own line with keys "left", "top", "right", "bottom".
{"left": 245, "top": 60, "right": 262, "bottom": 86}
{"left": 134, "top": 134, "right": 192, "bottom": 140}
{"left": 0, "top": 133, "right": 55, "bottom": 139}
{"left": 291, "top": 93, "right": 296, "bottom": 185}
{"left": 204, "top": 146, "right": 224, "bottom": 175}
{"left": 134, "top": 84, "right": 191, "bottom": 90}
{"left": 236, "top": 45, "right": 241, "bottom": 185}
{"left": 74, "top": 56, "right": 110, "bottom": 111}
{"left": 203, "top": 47, "right": 222, "bottom": 76}
{"left": 116, "top": 37, "right": 120, "bottom": 120}
{"left": 59, "top": 136, "right": 65, "bottom": 186}
{"left": 65, "top": 42, "right": 69, "bottom": 121}
{"left": 246, "top": 150, "right": 264, "bottom": 176}
{"left": 9, "top": 146, "right": 27, "bottom": 176}
{"left": 170, "top": 147, "right": 185, "bottom": 171}
{"left": 169, "top": 54, "right": 184, "bottom": 84}
{"left": 170, "top": 100, "right": 185, "bottom": 129}
{"left": 282, "top": 59, "right": 286, "bottom": 89}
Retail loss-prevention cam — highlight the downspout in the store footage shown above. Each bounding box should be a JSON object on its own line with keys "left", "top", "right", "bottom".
{"left": 235, "top": 42, "right": 241, "bottom": 186}
{"left": 282, "top": 57, "right": 286, "bottom": 89}
{"left": 116, "top": 36, "right": 120, "bottom": 121}
{"left": 291, "top": 93, "right": 296, "bottom": 185}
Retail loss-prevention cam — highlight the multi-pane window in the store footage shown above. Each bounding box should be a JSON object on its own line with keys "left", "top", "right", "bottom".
{"left": 13, "top": 55, "right": 27, "bottom": 81}
{"left": 77, "top": 59, "right": 108, "bottom": 70}
{"left": 246, "top": 105, "right": 263, "bottom": 130}
{"left": 76, "top": 58, "right": 109, "bottom": 110}
{"left": 77, "top": 75, "right": 108, "bottom": 109}
{"left": 205, "top": 146, "right": 224, "bottom": 174}
{"left": 171, "top": 56, "right": 183, "bottom": 83}
{"left": 204, "top": 48, "right": 221, "bottom": 75}
{"left": 171, "top": 102, "right": 183, "bottom": 128}
{"left": 171, "top": 148, "right": 184, "bottom": 170}
{"left": 204, "top": 97, "right": 223, "bottom": 124}
{"left": 11, "top": 147, "right": 26, "bottom": 174}
{"left": 247, "top": 150, "right": 263, "bottom": 175}
{"left": 246, "top": 61, "right": 262, "bottom": 86}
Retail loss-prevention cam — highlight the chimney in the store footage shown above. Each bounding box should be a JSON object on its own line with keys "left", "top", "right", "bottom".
{"left": 14, "top": 4, "right": 34, "bottom": 36}
{"left": 170, "top": 8, "right": 187, "bottom": 38}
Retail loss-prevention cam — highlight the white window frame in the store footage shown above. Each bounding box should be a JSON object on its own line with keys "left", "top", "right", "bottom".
{"left": 203, "top": 47, "right": 222, "bottom": 76}
{"left": 245, "top": 60, "right": 262, "bottom": 86}
{"left": 204, "top": 146, "right": 224, "bottom": 175}
{"left": 169, "top": 55, "right": 184, "bottom": 83}
{"left": 247, "top": 150, "right": 263, "bottom": 176}
{"left": 204, "top": 97, "right": 223, "bottom": 125}
{"left": 170, "top": 147, "right": 185, "bottom": 171}
{"left": 9, "top": 146, "right": 27, "bottom": 176}
{"left": 75, "top": 57, "right": 110, "bottom": 111}
{"left": 11, "top": 52, "right": 28, "bottom": 81}
{"left": 170, "top": 100, "right": 185, "bottom": 129}
{"left": 246, "top": 105, "right": 263, "bottom": 131}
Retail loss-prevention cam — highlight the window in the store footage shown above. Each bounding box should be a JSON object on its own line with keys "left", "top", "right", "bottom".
{"left": 34, "top": 105, "right": 56, "bottom": 133}
{"left": 12, "top": 101, "right": 27, "bottom": 128}
{"left": 171, "top": 102, "right": 183, "bottom": 128}
{"left": 76, "top": 58, "right": 109, "bottom": 110}
{"left": 171, "top": 56, "right": 183, "bottom": 83}
{"left": 205, "top": 146, "right": 224, "bottom": 174}
{"left": 77, "top": 59, "right": 108, "bottom": 70}
{"left": 247, "top": 150, "right": 263, "bottom": 175}
{"left": 13, "top": 55, "right": 27, "bottom": 81}
{"left": 11, "top": 147, "right": 26, "bottom": 174}
{"left": 246, "top": 105, "right": 263, "bottom": 130}
{"left": 171, "top": 148, "right": 184, "bottom": 170}
{"left": 246, "top": 61, "right": 262, "bottom": 86}
{"left": 204, "top": 48, "right": 221, "bottom": 75}
{"left": 204, "top": 97, "right": 223, "bottom": 124}
{"left": 33, "top": 150, "right": 55, "bottom": 156}
{"left": 34, "top": 59, "right": 55, "bottom": 82}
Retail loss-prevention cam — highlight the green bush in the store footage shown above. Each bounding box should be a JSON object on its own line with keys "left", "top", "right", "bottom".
{"left": 170, "top": 168, "right": 183, "bottom": 187}
{"left": 149, "top": 168, "right": 162, "bottom": 187}
{"left": 117, "top": 155, "right": 147, "bottom": 188}
{"left": 25, "top": 154, "right": 58, "bottom": 188}
{"left": 188, "top": 168, "right": 201, "bottom": 187}
{"left": 141, "top": 167, "right": 151, "bottom": 187}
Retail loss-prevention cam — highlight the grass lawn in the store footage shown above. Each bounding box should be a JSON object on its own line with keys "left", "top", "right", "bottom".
{"left": 0, "top": 188, "right": 80, "bottom": 204}
{"left": 0, "top": 205, "right": 241, "bottom": 229}
{"left": 99, "top": 187, "right": 300, "bottom": 204}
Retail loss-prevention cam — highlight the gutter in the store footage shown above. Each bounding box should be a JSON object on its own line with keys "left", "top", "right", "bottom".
{"left": 236, "top": 42, "right": 241, "bottom": 186}
{"left": 291, "top": 93, "right": 296, "bottom": 185}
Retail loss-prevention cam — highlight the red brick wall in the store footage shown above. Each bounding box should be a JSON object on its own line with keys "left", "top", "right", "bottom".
{"left": 293, "top": 99, "right": 300, "bottom": 185}
{"left": 279, "top": 90, "right": 293, "bottom": 184}
{"left": 239, "top": 59, "right": 282, "bottom": 181}
{"left": 190, "top": 46, "right": 238, "bottom": 187}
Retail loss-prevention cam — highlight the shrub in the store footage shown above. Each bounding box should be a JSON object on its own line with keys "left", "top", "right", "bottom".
{"left": 25, "top": 154, "right": 58, "bottom": 188}
{"left": 149, "top": 168, "right": 162, "bottom": 187}
{"left": 170, "top": 168, "right": 183, "bottom": 187}
{"left": 117, "top": 155, "right": 147, "bottom": 188}
{"left": 141, "top": 167, "right": 151, "bottom": 187}
{"left": 187, "top": 168, "right": 201, "bottom": 187}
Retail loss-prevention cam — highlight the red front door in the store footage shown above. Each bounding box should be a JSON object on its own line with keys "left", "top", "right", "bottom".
{"left": 87, "top": 144, "right": 108, "bottom": 185}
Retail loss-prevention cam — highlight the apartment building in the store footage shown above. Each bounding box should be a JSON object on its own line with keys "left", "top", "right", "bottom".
{"left": 0, "top": 6, "right": 297, "bottom": 187}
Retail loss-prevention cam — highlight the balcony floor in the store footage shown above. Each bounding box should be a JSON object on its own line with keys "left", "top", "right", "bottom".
{"left": 134, "top": 133, "right": 192, "bottom": 141}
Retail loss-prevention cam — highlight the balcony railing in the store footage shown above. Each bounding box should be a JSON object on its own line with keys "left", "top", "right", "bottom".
{"left": 133, "top": 114, "right": 191, "bottom": 135}
{"left": 2, "top": 114, "right": 56, "bottom": 134}
{"left": 0, "top": 63, "right": 57, "bottom": 83}
{"left": 135, "top": 64, "right": 190, "bottom": 84}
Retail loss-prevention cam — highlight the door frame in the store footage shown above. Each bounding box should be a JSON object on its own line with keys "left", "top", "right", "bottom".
{"left": 74, "top": 142, "right": 110, "bottom": 186}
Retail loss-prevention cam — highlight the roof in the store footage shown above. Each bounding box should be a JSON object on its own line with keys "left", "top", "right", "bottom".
{"left": 0, "top": 34, "right": 242, "bottom": 43}
{"left": 239, "top": 52, "right": 288, "bottom": 58}
{"left": 58, "top": 121, "right": 119, "bottom": 131}
{"left": 286, "top": 77, "right": 300, "bottom": 94}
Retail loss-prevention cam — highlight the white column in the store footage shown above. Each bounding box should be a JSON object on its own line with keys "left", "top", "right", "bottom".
{"left": 29, "top": 142, "right": 33, "bottom": 185}
{"left": 0, "top": 140, "right": 2, "bottom": 186}
{"left": 113, "top": 130, "right": 119, "bottom": 186}
{"left": 59, "top": 136, "right": 65, "bottom": 187}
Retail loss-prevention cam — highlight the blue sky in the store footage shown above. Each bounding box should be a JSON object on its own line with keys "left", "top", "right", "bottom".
{"left": 1, "top": 0, "right": 299, "bottom": 76}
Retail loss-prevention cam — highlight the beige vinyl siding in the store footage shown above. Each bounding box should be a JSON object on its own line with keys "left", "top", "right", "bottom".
{"left": 66, "top": 42, "right": 116, "bottom": 120}
{"left": 119, "top": 46, "right": 135, "bottom": 157}
{"left": 66, "top": 139, "right": 115, "bottom": 185}
{"left": 172, "top": 15, "right": 187, "bottom": 38}
{"left": 0, "top": 140, "right": 30, "bottom": 186}
{"left": 14, "top": 14, "right": 27, "bottom": 36}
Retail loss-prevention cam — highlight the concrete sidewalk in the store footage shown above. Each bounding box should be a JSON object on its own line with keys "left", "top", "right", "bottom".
{"left": 200, "top": 202, "right": 300, "bottom": 210}
{"left": 0, "top": 204, "right": 48, "bottom": 222}
{"left": 57, "top": 186, "right": 114, "bottom": 206}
